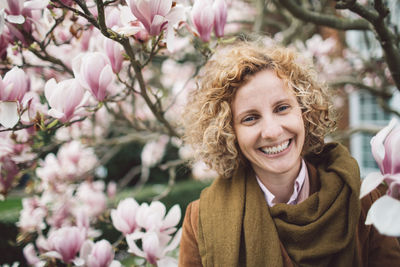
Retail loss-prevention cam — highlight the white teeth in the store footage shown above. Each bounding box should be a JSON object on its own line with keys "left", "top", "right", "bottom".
{"left": 260, "top": 140, "right": 290, "bottom": 155}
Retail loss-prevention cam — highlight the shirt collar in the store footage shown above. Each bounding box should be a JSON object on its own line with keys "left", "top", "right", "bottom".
{"left": 255, "top": 159, "right": 308, "bottom": 207}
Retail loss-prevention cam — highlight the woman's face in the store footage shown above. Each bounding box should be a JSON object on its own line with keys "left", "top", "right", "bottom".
{"left": 231, "top": 69, "right": 305, "bottom": 180}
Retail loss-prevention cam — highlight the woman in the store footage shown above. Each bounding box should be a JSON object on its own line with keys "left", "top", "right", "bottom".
{"left": 179, "top": 40, "right": 400, "bottom": 266}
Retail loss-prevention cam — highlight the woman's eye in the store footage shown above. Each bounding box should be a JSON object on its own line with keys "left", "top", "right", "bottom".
{"left": 276, "top": 105, "right": 290, "bottom": 112}
{"left": 242, "top": 116, "right": 257, "bottom": 123}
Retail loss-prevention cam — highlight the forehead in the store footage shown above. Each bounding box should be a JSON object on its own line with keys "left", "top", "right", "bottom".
{"left": 232, "top": 69, "right": 296, "bottom": 106}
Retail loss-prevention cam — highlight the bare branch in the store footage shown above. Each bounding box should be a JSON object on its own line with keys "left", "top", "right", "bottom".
{"left": 53, "top": 0, "right": 99, "bottom": 27}
{"left": 334, "top": 1, "right": 400, "bottom": 91}
{"left": 28, "top": 46, "right": 73, "bottom": 76}
{"left": 279, "top": 0, "right": 372, "bottom": 30}
{"left": 330, "top": 79, "right": 392, "bottom": 99}
{"left": 331, "top": 124, "right": 385, "bottom": 141}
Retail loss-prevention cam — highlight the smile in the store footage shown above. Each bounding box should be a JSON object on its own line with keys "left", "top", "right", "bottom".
{"left": 259, "top": 139, "right": 291, "bottom": 155}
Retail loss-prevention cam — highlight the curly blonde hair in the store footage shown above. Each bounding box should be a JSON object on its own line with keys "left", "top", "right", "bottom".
{"left": 183, "top": 40, "right": 336, "bottom": 178}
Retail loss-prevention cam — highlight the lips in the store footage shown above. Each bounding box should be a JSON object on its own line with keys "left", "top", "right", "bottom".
{"left": 259, "top": 139, "right": 291, "bottom": 155}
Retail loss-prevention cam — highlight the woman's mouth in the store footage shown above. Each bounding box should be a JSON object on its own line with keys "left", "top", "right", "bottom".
{"left": 259, "top": 139, "right": 291, "bottom": 155}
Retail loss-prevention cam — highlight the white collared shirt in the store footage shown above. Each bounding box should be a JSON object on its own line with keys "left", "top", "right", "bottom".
{"left": 255, "top": 159, "right": 310, "bottom": 207}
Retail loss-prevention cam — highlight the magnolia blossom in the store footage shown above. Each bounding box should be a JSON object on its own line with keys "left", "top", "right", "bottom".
{"left": 0, "top": 0, "right": 50, "bottom": 19}
{"left": 0, "top": 0, "right": 50, "bottom": 45}
{"left": 104, "top": 38, "right": 124, "bottom": 74}
{"left": 0, "top": 67, "right": 30, "bottom": 128}
{"left": 17, "top": 196, "right": 47, "bottom": 233}
{"left": 111, "top": 198, "right": 140, "bottom": 235}
{"left": 191, "top": 0, "right": 214, "bottom": 42}
{"left": 23, "top": 243, "right": 45, "bottom": 267}
{"left": 192, "top": 160, "right": 219, "bottom": 180}
{"left": 76, "top": 181, "right": 107, "bottom": 218}
{"left": 0, "top": 67, "right": 30, "bottom": 102}
{"left": 0, "top": 0, "right": 42, "bottom": 26}
{"left": 360, "top": 118, "right": 400, "bottom": 236}
{"left": 141, "top": 135, "right": 169, "bottom": 168}
{"left": 213, "top": 0, "right": 227, "bottom": 38}
{"left": 126, "top": 229, "right": 182, "bottom": 266}
{"left": 136, "top": 202, "right": 181, "bottom": 234}
{"left": 78, "top": 239, "right": 121, "bottom": 267}
{"left": 36, "top": 140, "right": 98, "bottom": 186}
{"left": 44, "top": 226, "right": 86, "bottom": 264}
{"left": 44, "top": 78, "right": 88, "bottom": 123}
{"left": 127, "top": 0, "right": 186, "bottom": 50}
{"left": 73, "top": 52, "right": 114, "bottom": 101}
{"left": 57, "top": 140, "right": 98, "bottom": 179}
{"left": 128, "top": 0, "right": 172, "bottom": 36}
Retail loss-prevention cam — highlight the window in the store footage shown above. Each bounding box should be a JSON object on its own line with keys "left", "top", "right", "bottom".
{"left": 349, "top": 91, "right": 393, "bottom": 177}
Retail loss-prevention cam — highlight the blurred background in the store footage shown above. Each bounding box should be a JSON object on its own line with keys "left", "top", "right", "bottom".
{"left": 0, "top": 0, "right": 399, "bottom": 265}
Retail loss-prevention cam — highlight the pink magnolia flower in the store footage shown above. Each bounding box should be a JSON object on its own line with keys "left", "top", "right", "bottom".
{"left": 17, "top": 196, "right": 47, "bottom": 233}
{"left": 44, "top": 78, "right": 88, "bottom": 123}
{"left": 107, "top": 181, "right": 117, "bottom": 199}
{"left": 0, "top": 66, "right": 29, "bottom": 102}
{"left": 104, "top": 38, "right": 124, "bottom": 74}
{"left": 127, "top": 0, "right": 186, "bottom": 50}
{"left": 141, "top": 135, "right": 169, "bottom": 168}
{"left": 360, "top": 118, "right": 400, "bottom": 236}
{"left": 192, "top": 160, "right": 219, "bottom": 180}
{"left": 136, "top": 201, "right": 181, "bottom": 234}
{"left": 57, "top": 140, "right": 98, "bottom": 179}
{"left": 191, "top": 0, "right": 214, "bottom": 42}
{"left": 23, "top": 243, "right": 45, "bottom": 267}
{"left": 0, "top": 27, "right": 11, "bottom": 60}
{"left": 79, "top": 239, "right": 121, "bottom": 267}
{"left": 111, "top": 198, "right": 140, "bottom": 235}
{"left": 0, "top": 67, "right": 30, "bottom": 128}
{"left": 213, "top": 0, "right": 227, "bottom": 38}
{"left": 128, "top": 0, "right": 172, "bottom": 36}
{"left": 1, "top": 0, "right": 50, "bottom": 44}
{"left": 1, "top": 0, "right": 49, "bottom": 18}
{"left": 44, "top": 226, "right": 86, "bottom": 264}
{"left": 76, "top": 181, "right": 107, "bottom": 218}
{"left": 73, "top": 52, "right": 114, "bottom": 102}
{"left": 126, "top": 229, "right": 182, "bottom": 265}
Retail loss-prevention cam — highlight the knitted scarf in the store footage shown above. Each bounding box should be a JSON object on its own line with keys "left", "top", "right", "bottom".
{"left": 197, "top": 143, "right": 361, "bottom": 266}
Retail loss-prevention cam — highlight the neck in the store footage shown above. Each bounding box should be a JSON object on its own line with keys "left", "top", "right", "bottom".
{"left": 255, "top": 160, "right": 302, "bottom": 204}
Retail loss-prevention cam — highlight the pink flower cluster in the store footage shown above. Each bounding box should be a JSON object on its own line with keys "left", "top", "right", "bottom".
{"left": 360, "top": 118, "right": 400, "bottom": 236}
{"left": 36, "top": 141, "right": 98, "bottom": 188}
{"left": 191, "top": 0, "right": 227, "bottom": 42}
{"left": 24, "top": 227, "right": 121, "bottom": 267}
{"left": 111, "top": 198, "right": 182, "bottom": 266}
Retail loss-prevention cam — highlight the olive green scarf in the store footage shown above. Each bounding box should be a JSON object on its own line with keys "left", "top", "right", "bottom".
{"left": 198, "top": 143, "right": 361, "bottom": 266}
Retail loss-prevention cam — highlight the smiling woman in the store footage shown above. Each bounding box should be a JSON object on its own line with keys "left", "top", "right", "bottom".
{"left": 179, "top": 39, "right": 400, "bottom": 266}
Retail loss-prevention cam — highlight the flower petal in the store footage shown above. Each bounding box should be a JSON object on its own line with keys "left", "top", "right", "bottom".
{"left": 370, "top": 118, "right": 397, "bottom": 172}
{"left": 360, "top": 172, "right": 385, "bottom": 199}
{"left": 163, "top": 204, "right": 181, "bottom": 229}
{"left": 0, "top": 101, "right": 19, "bottom": 128}
{"left": 365, "top": 195, "right": 400, "bottom": 236}
{"left": 6, "top": 15, "right": 25, "bottom": 24}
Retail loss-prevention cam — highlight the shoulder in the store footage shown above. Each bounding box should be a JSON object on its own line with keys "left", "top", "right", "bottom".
{"left": 179, "top": 200, "right": 203, "bottom": 267}
{"left": 183, "top": 200, "right": 200, "bottom": 240}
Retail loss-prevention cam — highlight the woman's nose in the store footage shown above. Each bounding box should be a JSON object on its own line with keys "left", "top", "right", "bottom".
{"left": 260, "top": 117, "right": 284, "bottom": 140}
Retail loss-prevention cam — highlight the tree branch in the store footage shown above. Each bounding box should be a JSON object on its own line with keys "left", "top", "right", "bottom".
{"left": 279, "top": 0, "right": 372, "bottom": 30}
{"left": 330, "top": 79, "right": 392, "bottom": 99}
{"left": 343, "top": 0, "right": 400, "bottom": 91}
